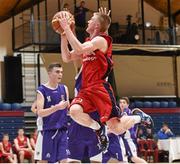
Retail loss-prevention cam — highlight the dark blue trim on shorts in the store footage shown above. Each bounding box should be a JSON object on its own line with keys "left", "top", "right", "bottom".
{"left": 123, "top": 138, "right": 133, "bottom": 158}
{"left": 103, "top": 82, "right": 119, "bottom": 119}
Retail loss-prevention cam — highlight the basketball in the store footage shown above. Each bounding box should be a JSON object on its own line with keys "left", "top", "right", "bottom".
{"left": 51, "top": 11, "right": 74, "bottom": 35}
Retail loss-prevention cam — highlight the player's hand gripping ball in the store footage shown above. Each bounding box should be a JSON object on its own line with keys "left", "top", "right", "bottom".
{"left": 52, "top": 11, "right": 74, "bottom": 35}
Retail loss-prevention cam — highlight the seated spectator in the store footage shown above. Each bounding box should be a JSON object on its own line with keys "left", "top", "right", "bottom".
{"left": 14, "top": 128, "right": 34, "bottom": 163}
{"left": 157, "top": 122, "right": 174, "bottom": 139}
{"left": 0, "top": 134, "right": 17, "bottom": 163}
{"left": 30, "top": 129, "right": 37, "bottom": 150}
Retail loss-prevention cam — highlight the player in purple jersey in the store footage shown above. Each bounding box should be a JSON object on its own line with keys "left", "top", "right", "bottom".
{"left": 102, "top": 132, "right": 127, "bottom": 163}
{"left": 103, "top": 97, "right": 153, "bottom": 163}
{"left": 35, "top": 63, "right": 69, "bottom": 163}
{"left": 67, "top": 68, "right": 103, "bottom": 162}
{"left": 58, "top": 8, "right": 103, "bottom": 162}
{"left": 120, "top": 97, "right": 147, "bottom": 163}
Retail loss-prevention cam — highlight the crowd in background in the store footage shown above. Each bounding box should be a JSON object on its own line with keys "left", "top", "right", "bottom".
{"left": 0, "top": 129, "right": 37, "bottom": 163}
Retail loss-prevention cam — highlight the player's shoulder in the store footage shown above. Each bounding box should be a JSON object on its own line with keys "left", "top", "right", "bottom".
{"left": 93, "top": 35, "right": 106, "bottom": 41}
{"left": 58, "top": 83, "right": 67, "bottom": 88}
{"left": 93, "top": 35, "right": 112, "bottom": 45}
{"left": 58, "top": 84, "right": 69, "bottom": 93}
{"left": 37, "top": 84, "right": 45, "bottom": 91}
{"left": 37, "top": 85, "right": 46, "bottom": 97}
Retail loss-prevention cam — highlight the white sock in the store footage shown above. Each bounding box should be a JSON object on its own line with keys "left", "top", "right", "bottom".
{"left": 89, "top": 121, "right": 101, "bottom": 130}
{"left": 130, "top": 115, "right": 141, "bottom": 124}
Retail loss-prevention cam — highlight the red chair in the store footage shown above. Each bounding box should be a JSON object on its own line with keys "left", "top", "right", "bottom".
{"left": 146, "top": 139, "right": 159, "bottom": 163}
{"left": 137, "top": 139, "right": 148, "bottom": 161}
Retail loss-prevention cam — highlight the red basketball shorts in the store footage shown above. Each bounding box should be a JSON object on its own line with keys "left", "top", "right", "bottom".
{"left": 70, "top": 82, "right": 119, "bottom": 123}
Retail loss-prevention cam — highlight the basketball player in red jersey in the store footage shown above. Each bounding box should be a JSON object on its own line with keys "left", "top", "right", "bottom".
{"left": 14, "top": 128, "right": 34, "bottom": 163}
{"left": 59, "top": 7, "right": 153, "bottom": 150}
{"left": 30, "top": 129, "right": 37, "bottom": 150}
{"left": 0, "top": 134, "right": 17, "bottom": 163}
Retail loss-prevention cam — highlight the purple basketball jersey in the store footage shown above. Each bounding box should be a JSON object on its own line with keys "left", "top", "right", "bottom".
{"left": 123, "top": 108, "right": 137, "bottom": 139}
{"left": 37, "top": 84, "right": 67, "bottom": 130}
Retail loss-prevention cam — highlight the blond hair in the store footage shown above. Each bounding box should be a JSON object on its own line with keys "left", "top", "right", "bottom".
{"left": 94, "top": 12, "right": 111, "bottom": 32}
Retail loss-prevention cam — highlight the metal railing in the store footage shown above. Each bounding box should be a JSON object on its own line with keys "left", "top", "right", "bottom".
{"left": 13, "top": 20, "right": 180, "bottom": 52}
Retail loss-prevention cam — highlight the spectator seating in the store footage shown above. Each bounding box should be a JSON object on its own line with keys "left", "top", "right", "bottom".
{"left": 0, "top": 103, "right": 11, "bottom": 111}
{"left": 131, "top": 100, "right": 177, "bottom": 108}
{"left": 129, "top": 100, "right": 179, "bottom": 135}
{"left": 146, "top": 139, "right": 159, "bottom": 163}
{"left": 168, "top": 101, "right": 177, "bottom": 108}
{"left": 160, "top": 101, "right": 168, "bottom": 108}
{"left": 0, "top": 115, "right": 25, "bottom": 141}
{"left": 137, "top": 139, "right": 148, "bottom": 159}
{"left": 11, "top": 103, "right": 22, "bottom": 111}
{"left": 138, "top": 139, "right": 159, "bottom": 163}
{"left": 152, "top": 101, "right": 160, "bottom": 108}
{"left": 151, "top": 114, "right": 180, "bottom": 135}
{"left": 0, "top": 103, "right": 22, "bottom": 111}
{"left": 135, "top": 101, "right": 144, "bottom": 108}
{"left": 143, "top": 101, "right": 152, "bottom": 108}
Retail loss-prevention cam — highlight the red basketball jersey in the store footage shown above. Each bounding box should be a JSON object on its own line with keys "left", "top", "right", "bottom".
{"left": 1, "top": 142, "right": 11, "bottom": 153}
{"left": 82, "top": 33, "right": 113, "bottom": 88}
{"left": 16, "top": 136, "right": 28, "bottom": 148}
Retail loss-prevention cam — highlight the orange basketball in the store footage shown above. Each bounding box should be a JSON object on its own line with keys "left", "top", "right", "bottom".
{"left": 52, "top": 11, "right": 74, "bottom": 34}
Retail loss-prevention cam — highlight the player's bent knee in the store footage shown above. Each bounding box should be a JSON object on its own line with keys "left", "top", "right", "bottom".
{"left": 106, "top": 117, "right": 120, "bottom": 135}
{"left": 69, "top": 104, "right": 83, "bottom": 119}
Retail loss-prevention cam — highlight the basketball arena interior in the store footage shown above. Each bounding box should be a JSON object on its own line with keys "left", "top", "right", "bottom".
{"left": 0, "top": 0, "right": 180, "bottom": 163}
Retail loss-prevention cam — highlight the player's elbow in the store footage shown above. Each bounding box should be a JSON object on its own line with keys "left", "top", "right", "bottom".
{"left": 73, "top": 45, "right": 84, "bottom": 54}
{"left": 62, "top": 57, "right": 71, "bottom": 63}
{"left": 36, "top": 110, "right": 45, "bottom": 117}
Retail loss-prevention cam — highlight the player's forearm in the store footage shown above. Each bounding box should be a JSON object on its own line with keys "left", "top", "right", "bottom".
{"left": 64, "top": 27, "right": 83, "bottom": 53}
{"left": 61, "top": 36, "right": 72, "bottom": 63}
{"left": 22, "top": 148, "right": 32, "bottom": 151}
{"left": 37, "top": 106, "right": 58, "bottom": 117}
{"left": 2, "top": 152, "right": 11, "bottom": 156}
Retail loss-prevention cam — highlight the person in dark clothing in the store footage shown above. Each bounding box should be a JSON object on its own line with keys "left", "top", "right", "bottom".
{"left": 75, "top": 1, "right": 90, "bottom": 27}
{"left": 74, "top": 1, "right": 93, "bottom": 42}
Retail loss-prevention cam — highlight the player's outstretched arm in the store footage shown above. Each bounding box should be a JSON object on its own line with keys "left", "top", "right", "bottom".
{"left": 60, "top": 17, "right": 82, "bottom": 62}
{"left": 61, "top": 35, "right": 82, "bottom": 62}
{"left": 36, "top": 92, "right": 68, "bottom": 117}
{"left": 61, "top": 35, "right": 72, "bottom": 63}
{"left": 58, "top": 12, "right": 107, "bottom": 55}
{"left": 0, "top": 142, "right": 11, "bottom": 156}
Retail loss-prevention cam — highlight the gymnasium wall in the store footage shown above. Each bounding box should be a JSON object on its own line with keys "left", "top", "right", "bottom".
{"left": 113, "top": 55, "right": 176, "bottom": 97}
{"left": 0, "top": 0, "right": 170, "bottom": 100}
{"left": 0, "top": 19, "right": 12, "bottom": 100}
{"left": 39, "top": 53, "right": 180, "bottom": 99}
{"left": 40, "top": 53, "right": 76, "bottom": 99}
{"left": 0, "top": 19, "right": 12, "bottom": 58}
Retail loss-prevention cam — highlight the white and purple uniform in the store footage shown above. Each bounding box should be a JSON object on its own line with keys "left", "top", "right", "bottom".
{"left": 102, "top": 133, "right": 127, "bottom": 163}
{"left": 34, "top": 84, "right": 68, "bottom": 163}
{"left": 122, "top": 108, "right": 138, "bottom": 158}
{"left": 68, "top": 68, "right": 102, "bottom": 161}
